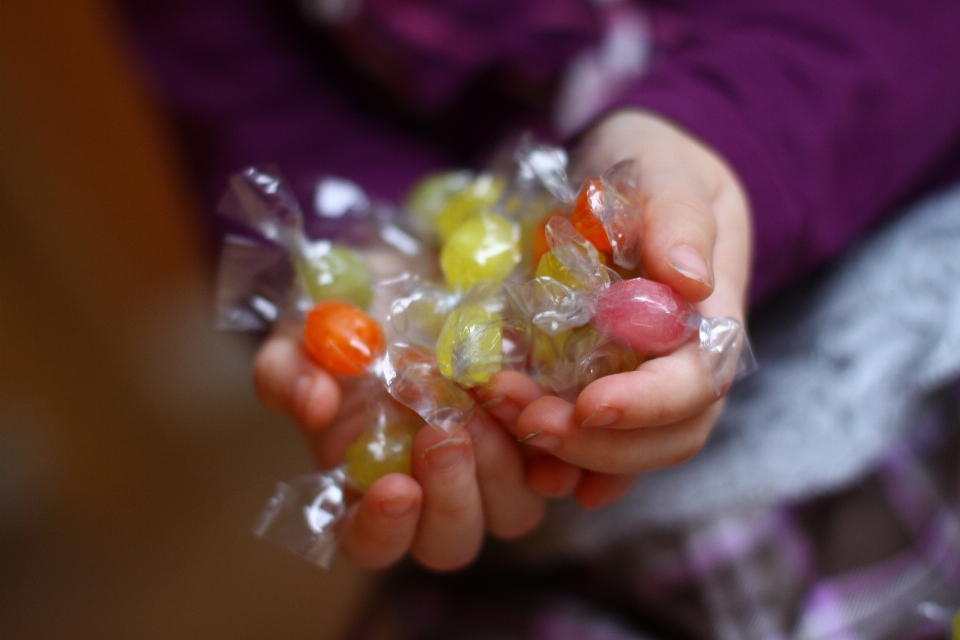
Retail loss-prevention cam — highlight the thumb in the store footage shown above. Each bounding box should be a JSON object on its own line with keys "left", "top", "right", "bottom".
{"left": 640, "top": 186, "right": 717, "bottom": 303}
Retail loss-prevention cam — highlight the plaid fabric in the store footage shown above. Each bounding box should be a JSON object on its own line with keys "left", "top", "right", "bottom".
{"left": 351, "top": 385, "right": 960, "bottom": 640}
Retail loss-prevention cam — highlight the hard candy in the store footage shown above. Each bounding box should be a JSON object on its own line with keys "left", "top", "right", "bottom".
{"left": 571, "top": 177, "right": 613, "bottom": 254}
{"left": 297, "top": 241, "right": 373, "bottom": 309}
{"left": 304, "top": 301, "right": 386, "bottom": 375}
{"left": 436, "top": 303, "right": 503, "bottom": 386}
{"left": 594, "top": 278, "right": 696, "bottom": 355}
{"left": 440, "top": 212, "right": 521, "bottom": 290}
{"left": 433, "top": 174, "right": 504, "bottom": 245}
{"left": 404, "top": 170, "right": 475, "bottom": 243}
{"left": 343, "top": 420, "right": 421, "bottom": 491}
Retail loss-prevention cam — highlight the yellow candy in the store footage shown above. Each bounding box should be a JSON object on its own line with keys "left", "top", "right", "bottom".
{"left": 434, "top": 174, "right": 504, "bottom": 245}
{"left": 343, "top": 420, "right": 421, "bottom": 491}
{"left": 532, "top": 328, "right": 573, "bottom": 366}
{"left": 534, "top": 251, "right": 581, "bottom": 289}
{"left": 405, "top": 170, "right": 475, "bottom": 243}
{"left": 440, "top": 212, "right": 521, "bottom": 290}
{"left": 436, "top": 304, "right": 503, "bottom": 386}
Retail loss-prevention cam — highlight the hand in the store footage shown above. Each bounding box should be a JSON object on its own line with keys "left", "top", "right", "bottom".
{"left": 486, "top": 110, "right": 752, "bottom": 497}
{"left": 253, "top": 321, "right": 546, "bottom": 571}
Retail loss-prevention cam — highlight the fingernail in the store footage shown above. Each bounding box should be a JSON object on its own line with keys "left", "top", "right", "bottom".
{"left": 666, "top": 244, "right": 713, "bottom": 289}
{"left": 293, "top": 375, "right": 315, "bottom": 425}
{"left": 380, "top": 494, "right": 416, "bottom": 518}
{"left": 424, "top": 438, "right": 468, "bottom": 472}
{"left": 480, "top": 396, "right": 506, "bottom": 410}
{"left": 580, "top": 405, "right": 622, "bottom": 428}
{"left": 520, "top": 431, "right": 561, "bottom": 453}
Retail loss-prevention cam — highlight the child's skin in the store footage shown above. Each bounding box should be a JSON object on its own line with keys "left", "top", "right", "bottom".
{"left": 252, "top": 110, "right": 752, "bottom": 571}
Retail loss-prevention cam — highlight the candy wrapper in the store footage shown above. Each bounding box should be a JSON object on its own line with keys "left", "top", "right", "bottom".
{"left": 215, "top": 141, "right": 755, "bottom": 568}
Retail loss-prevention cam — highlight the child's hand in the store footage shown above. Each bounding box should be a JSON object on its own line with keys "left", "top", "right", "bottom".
{"left": 484, "top": 110, "right": 752, "bottom": 504}
{"left": 253, "top": 322, "right": 545, "bottom": 571}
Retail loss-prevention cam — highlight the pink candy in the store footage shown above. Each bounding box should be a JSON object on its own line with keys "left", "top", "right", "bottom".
{"left": 595, "top": 278, "right": 697, "bottom": 355}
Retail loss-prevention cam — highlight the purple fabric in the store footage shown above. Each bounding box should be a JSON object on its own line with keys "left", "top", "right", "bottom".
{"left": 614, "top": 0, "right": 960, "bottom": 302}
{"left": 348, "top": 387, "right": 960, "bottom": 640}
{"left": 118, "top": 0, "right": 960, "bottom": 302}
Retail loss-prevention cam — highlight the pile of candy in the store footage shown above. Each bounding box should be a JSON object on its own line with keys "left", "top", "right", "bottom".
{"left": 215, "top": 140, "right": 754, "bottom": 567}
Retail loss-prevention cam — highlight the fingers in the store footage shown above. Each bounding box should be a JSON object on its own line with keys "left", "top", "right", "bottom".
{"left": 465, "top": 412, "right": 546, "bottom": 538}
{"left": 576, "top": 341, "right": 717, "bottom": 430}
{"left": 408, "top": 426, "right": 485, "bottom": 571}
{"left": 253, "top": 321, "right": 341, "bottom": 431}
{"left": 575, "top": 472, "right": 636, "bottom": 509}
{"left": 575, "top": 110, "right": 753, "bottom": 304}
{"left": 640, "top": 186, "right": 718, "bottom": 302}
{"left": 525, "top": 455, "right": 582, "bottom": 498}
{"left": 340, "top": 473, "right": 422, "bottom": 570}
{"left": 339, "top": 413, "right": 546, "bottom": 572}
{"left": 516, "top": 395, "right": 721, "bottom": 474}
{"left": 476, "top": 371, "right": 551, "bottom": 435}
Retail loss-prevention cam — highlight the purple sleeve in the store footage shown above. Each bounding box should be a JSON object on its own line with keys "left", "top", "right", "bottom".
{"left": 613, "top": 0, "right": 960, "bottom": 303}
{"left": 120, "top": 0, "right": 452, "bottom": 217}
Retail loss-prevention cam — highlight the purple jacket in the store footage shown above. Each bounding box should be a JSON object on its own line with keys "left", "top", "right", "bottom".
{"left": 120, "top": 0, "right": 960, "bottom": 303}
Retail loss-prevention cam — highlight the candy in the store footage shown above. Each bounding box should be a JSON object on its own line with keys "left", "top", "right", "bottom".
{"left": 599, "top": 162, "right": 644, "bottom": 270}
{"left": 404, "top": 170, "right": 475, "bottom": 243}
{"left": 218, "top": 145, "right": 754, "bottom": 571}
{"left": 387, "top": 279, "right": 461, "bottom": 347}
{"left": 380, "top": 343, "right": 477, "bottom": 434}
{"left": 527, "top": 211, "right": 567, "bottom": 269}
{"left": 534, "top": 325, "right": 637, "bottom": 401}
{"left": 535, "top": 251, "right": 581, "bottom": 289}
{"left": 297, "top": 241, "right": 374, "bottom": 309}
{"left": 572, "top": 178, "right": 613, "bottom": 254}
{"left": 436, "top": 303, "right": 503, "bottom": 386}
{"left": 440, "top": 211, "right": 521, "bottom": 290}
{"left": 433, "top": 174, "right": 504, "bottom": 245}
{"left": 343, "top": 419, "right": 421, "bottom": 491}
{"left": 594, "top": 278, "right": 696, "bottom": 355}
{"left": 304, "top": 301, "right": 386, "bottom": 375}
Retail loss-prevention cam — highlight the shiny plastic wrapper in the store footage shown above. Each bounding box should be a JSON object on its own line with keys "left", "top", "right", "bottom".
{"left": 512, "top": 137, "right": 575, "bottom": 204}
{"left": 504, "top": 277, "right": 593, "bottom": 336}
{"left": 253, "top": 383, "right": 424, "bottom": 568}
{"left": 378, "top": 343, "right": 477, "bottom": 435}
{"left": 597, "top": 161, "right": 644, "bottom": 270}
{"left": 435, "top": 282, "right": 532, "bottom": 387}
{"left": 534, "top": 325, "right": 637, "bottom": 402}
{"left": 385, "top": 275, "right": 462, "bottom": 347}
{"left": 253, "top": 469, "right": 348, "bottom": 569}
{"left": 217, "top": 139, "right": 757, "bottom": 570}
{"left": 215, "top": 235, "right": 295, "bottom": 331}
{"left": 545, "top": 216, "right": 617, "bottom": 291}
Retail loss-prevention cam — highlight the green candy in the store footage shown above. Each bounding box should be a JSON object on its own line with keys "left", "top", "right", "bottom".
{"left": 404, "top": 170, "right": 475, "bottom": 244}
{"left": 433, "top": 174, "right": 504, "bottom": 245}
{"left": 297, "top": 241, "right": 374, "bottom": 309}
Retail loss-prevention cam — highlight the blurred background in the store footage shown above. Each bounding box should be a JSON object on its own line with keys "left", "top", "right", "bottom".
{"left": 0, "top": 3, "right": 375, "bottom": 638}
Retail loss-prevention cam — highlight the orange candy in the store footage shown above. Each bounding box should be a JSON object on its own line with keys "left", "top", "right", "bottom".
{"left": 304, "top": 301, "right": 385, "bottom": 375}
{"left": 571, "top": 178, "right": 613, "bottom": 254}
{"left": 531, "top": 212, "right": 566, "bottom": 268}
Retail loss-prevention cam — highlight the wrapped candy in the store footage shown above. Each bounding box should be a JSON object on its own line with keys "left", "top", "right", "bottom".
{"left": 508, "top": 215, "right": 755, "bottom": 396}
{"left": 439, "top": 211, "right": 521, "bottom": 290}
{"left": 433, "top": 282, "right": 531, "bottom": 388}
{"left": 303, "top": 301, "right": 385, "bottom": 376}
{"left": 216, "top": 140, "right": 755, "bottom": 569}
{"left": 253, "top": 381, "right": 426, "bottom": 567}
